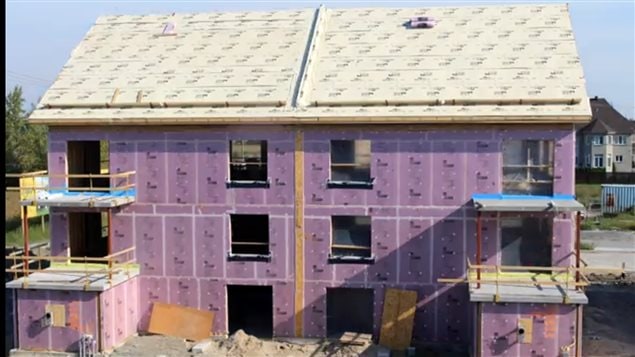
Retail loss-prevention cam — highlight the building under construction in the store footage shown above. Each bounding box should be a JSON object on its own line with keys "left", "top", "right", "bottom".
{"left": 7, "top": 3, "right": 599, "bottom": 356}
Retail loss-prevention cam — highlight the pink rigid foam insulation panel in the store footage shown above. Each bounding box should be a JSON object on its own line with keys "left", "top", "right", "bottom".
{"left": 100, "top": 277, "right": 139, "bottom": 351}
{"left": 479, "top": 303, "right": 578, "bottom": 357}
{"left": 36, "top": 125, "right": 579, "bottom": 350}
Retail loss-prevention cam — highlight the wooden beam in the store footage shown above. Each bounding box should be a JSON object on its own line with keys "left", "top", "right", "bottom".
{"left": 294, "top": 129, "right": 304, "bottom": 337}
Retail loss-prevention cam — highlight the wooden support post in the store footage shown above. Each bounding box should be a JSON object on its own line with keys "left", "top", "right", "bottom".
{"left": 22, "top": 206, "right": 30, "bottom": 259}
{"left": 294, "top": 129, "right": 304, "bottom": 337}
{"left": 476, "top": 211, "right": 482, "bottom": 289}
{"left": 107, "top": 209, "right": 113, "bottom": 283}
{"left": 575, "top": 211, "right": 581, "bottom": 285}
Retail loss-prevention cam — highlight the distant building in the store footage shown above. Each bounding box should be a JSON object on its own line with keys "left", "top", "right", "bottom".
{"left": 577, "top": 97, "right": 635, "bottom": 172}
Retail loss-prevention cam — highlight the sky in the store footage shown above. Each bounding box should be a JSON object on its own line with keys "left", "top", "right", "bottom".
{"left": 6, "top": 0, "right": 635, "bottom": 119}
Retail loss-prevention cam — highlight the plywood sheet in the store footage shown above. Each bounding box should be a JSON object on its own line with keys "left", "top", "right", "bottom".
{"left": 148, "top": 302, "right": 214, "bottom": 341}
{"left": 379, "top": 288, "right": 417, "bottom": 350}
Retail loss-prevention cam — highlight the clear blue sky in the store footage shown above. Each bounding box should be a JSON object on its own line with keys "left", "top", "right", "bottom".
{"left": 6, "top": 0, "right": 635, "bottom": 118}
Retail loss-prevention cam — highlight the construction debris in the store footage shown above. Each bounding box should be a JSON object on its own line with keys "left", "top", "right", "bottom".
{"left": 338, "top": 332, "right": 372, "bottom": 346}
{"left": 147, "top": 302, "right": 214, "bottom": 341}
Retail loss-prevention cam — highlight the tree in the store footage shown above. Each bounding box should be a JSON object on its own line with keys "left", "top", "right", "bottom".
{"left": 5, "top": 86, "right": 47, "bottom": 173}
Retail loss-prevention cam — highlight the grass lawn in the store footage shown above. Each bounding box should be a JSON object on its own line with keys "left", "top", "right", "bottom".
{"left": 5, "top": 215, "right": 50, "bottom": 248}
{"left": 581, "top": 211, "right": 635, "bottom": 231}
{"left": 576, "top": 184, "right": 602, "bottom": 207}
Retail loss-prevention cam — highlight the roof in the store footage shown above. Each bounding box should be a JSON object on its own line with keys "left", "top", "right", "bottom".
{"left": 579, "top": 97, "right": 635, "bottom": 134}
{"left": 471, "top": 194, "right": 584, "bottom": 212}
{"left": 30, "top": 4, "right": 592, "bottom": 125}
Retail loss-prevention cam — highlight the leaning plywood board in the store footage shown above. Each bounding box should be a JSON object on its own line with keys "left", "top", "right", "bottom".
{"left": 148, "top": 302, "right": 214, "bottom": 341}
{"left": 379, "top": 289, "right": 417, "bottom": 350}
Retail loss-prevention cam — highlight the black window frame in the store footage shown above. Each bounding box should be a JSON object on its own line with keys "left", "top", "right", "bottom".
{"left": 228, "top": 214, "right": 271, "bottom": 261}
{"left": 228, "top": 140, "right": 269, "bottom": 188}
{"left": 329, "top": 215, "right": 374, "bottom": 264}
{"left": 327, "top": 140, "right": 374, "bottom": 189}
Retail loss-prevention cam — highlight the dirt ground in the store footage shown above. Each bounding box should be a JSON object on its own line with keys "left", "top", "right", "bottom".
{"left": 582, "top": 274, "right": 635, "bottom": 357}
{"left": 108, "top": 275, "right": 635, "bottom": 357}
{"left": 109, "top": 330, "right": 382, "bottom": 357}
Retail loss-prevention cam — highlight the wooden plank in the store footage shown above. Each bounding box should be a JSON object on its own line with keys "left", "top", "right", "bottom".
{"left": 379, "top": 288, "right": 400, "bottom": 348}
{"left": 339, "top": 332, "right": 372, "bottom": 345}
{"left": 294, "top": 129, "right": 304, "bottom": 337}
{"left": 518, "top": 317, "right": 533, "bottom": 344}
{"left": 379, "top": 288, "right": 417, "bottom": 350}
{"left": 147, "top": 302, "right": 214, "bottom": 341}
{"left": 393, "top": 289, "right": 417, "bottom": 350}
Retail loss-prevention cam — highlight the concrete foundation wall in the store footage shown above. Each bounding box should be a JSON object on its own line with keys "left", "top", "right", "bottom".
{"left": 479, "top": 302, "right": 578, "bottom": 357}
{"left": 43, "top": 125, "right": 576, "bottom": 346}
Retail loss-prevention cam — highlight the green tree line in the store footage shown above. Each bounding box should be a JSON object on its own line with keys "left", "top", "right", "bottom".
{"left": 5, "top": 86, "right": 47, "bottom": 173}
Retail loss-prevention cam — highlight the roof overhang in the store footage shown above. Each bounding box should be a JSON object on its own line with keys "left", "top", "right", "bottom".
{"left": 472, "top": 194, "right": 584, "bottom": 212}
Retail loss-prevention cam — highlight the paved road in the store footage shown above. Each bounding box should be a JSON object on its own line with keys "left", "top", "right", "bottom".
{"left": 581, "top": 231, "right": 635, "bottom": 272}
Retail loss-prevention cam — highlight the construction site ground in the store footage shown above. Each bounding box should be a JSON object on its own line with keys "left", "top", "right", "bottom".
{"left": 103, "top": 275, "right": 635, "bottom": 357}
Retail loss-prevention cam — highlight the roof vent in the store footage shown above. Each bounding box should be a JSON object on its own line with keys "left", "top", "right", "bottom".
{"left": 161, "top": 22, "right": 177, "bottom": 36}
{"left": 409, "top": 16, "right": 437, "bottom": 29}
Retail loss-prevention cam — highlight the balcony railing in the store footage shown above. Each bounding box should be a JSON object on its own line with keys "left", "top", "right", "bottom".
{"left": 438, "top": 258, "right": 625, "bottom": 304}
{"left": 5, "top": 247, "right": 136, "bottom": 290}
{"left": 6, "top": 170, "right": 136, "bottom": 207}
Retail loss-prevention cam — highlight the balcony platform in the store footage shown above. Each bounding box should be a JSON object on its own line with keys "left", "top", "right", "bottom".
{"left": 20, "top": 190, "right": 136, "bottom": 208}
{"left": 5, "top": 263, "right": 139, "bottom": 291}
{"left": 472, "top": 193, "right": 584, "bottom": 212}
{"left": 469, "top": 281, "right": 588, "bottom": 304}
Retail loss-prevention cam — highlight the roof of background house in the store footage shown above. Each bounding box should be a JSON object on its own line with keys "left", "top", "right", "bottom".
{"left": 579, "top": 97, "right": 635, "bottom": 134}
{"left": 29, "top": 4, "right": 592, "bottom": 125}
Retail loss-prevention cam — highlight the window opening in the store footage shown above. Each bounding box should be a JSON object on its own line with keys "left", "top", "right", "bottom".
{"left": 330, "top": 216, "right": 372, "bottom": 263}
{"left": 68, "top": 211, "right": 109, "bottom": 259}
{"left": 593, "top": 154, "right": 604, "bottom": 168}
{"left": 67, "top": 140, "right": 109, "bottom": 191}
{"left": 229, "top": 214, "right": 269, "bottom": 259}
{"left": 502, "top": 140, "right": 554, "bottom": 196}
{"left": 329, "top": 140, "right": 372, "bottom": 188}
{"left": 229, "top": 140, "right": 268, "bottom": 186}
{"left": 501, "top": 217, "right": 552, "bottom": 267}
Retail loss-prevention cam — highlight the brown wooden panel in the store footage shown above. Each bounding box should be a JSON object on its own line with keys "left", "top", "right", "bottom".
{"left": 379, "top": 288, "right": 400, "bottom": 348}
{"left": 148, "top": 302, "right": 214, "bottom": 341}
{"left": 379, "top": 288, "right": 417, "bottom": 350}
{"left": 393, "top": 289, "right": 417, "bottom": 350}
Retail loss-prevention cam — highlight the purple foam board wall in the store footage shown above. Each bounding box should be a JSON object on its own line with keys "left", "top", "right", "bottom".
{"left": 466, "top": 141, "right": 501, "bottom": 195}
{"left": 111, "top": 213, "right": 134, "bottom": 253}
{"left": 466, "top": 219, "right": 498, "bottom": 266}
{"left": 432, "top": 218, "right": 465, "bottom": 280}
{"left": 164, "top": 216, "right": 194, "bottom": 277}
{"left": 305, "top": 218, "right": 334, "bottom": 282}
{"left": 553, "top": 214, "right": 574, "bottom": 267}
{"left": 16, "top": 289, "right": 99, "bottom": 353}
{"left": 138, "top": 276, "right": 169, "bottom": 331}
{"left": 167, "top": 141, "right": 196, "bottom": 204}
{"left": 368, "top": 141, "right": 399, "bottom": 206}
{"left": 367, "top": 218, "right": 398, "bottom": 283}
{"left": 398, "top": 218, "right": 433, "bottom": 283}
{"left": 435, "top": 285, "right": 469, "bottom": 344}
{"left": 267, "top": 140, "right": 295, "bottom": 206}
{"left": 136, "top": 141, "right": 167, "bottom": 204}
{"left": 273, "top": 281, "right": 295, "bottom": 336}
{"left": 303, "top": 282, "right": 329, "bottom": 338}
{"left": 168, "top": 277, "right": 199, "bottom": 309}
{"left": 196, "top": 141, "right": 228, "bottom": 205}
{"left": 199, "top": 278, "right": 226, "bottom": 333}
{"left": 480, "top": 303, "right": 577, "bottom": 357}
{"left": 110, "top": 141, "right": 136, "bottom": 188}
{"left": 399, "top": 141, "right": 432, "bottom": 206}
{"left": 50, "top": 212, "right": 68, "bottom": 256}
{"left": 256, "top": 216, "right": 287, "bottom": 279}
{"left": 194, "top": 216, "right": 225, "bottom": 278}
{"left": 304, "top": 141, "right": 332, "bottom": 205}
{"left": 432, "top": 142, "right": 467, "bottom": 206}
{"left": 135, "top": 216, "right": 164, "bottom": 276}
{"left": 100, "top": 278, "right": 140, "bottom": 351}
{"left": 48, "top": 141, "right": 67, "bottom": 188}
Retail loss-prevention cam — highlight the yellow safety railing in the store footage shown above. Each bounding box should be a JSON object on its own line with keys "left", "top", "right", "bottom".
{"left": 5, "top": 246, "right": 136, "bottom": 289}
{"left": 6, "top": 170, "right": 136, "bottom": 205}
{"left": 438, "top": 258, "right": 625, "bottom": 303}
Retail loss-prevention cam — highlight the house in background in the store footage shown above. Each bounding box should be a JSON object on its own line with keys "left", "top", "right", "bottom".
{"left": 6, "top": 4, "right": 595, "bottom": 357}
{"left": 576, "top": 97, "right": 635, "bottom": 172}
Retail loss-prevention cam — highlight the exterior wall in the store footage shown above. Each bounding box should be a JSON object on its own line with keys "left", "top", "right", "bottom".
{"left": 578, "top": 133, "right": 635, "bottom": 172}
{"left": 16, "top": 289, "right": 99, "bottom": 352}
{"left": 14, "top": 278, "right": 139, "bottom": 352}
{"left": 43, "top": 125, "right": 576, "bottom": 347}
{"left": 479, "top": 302, "right": 579, "bottom": 357}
